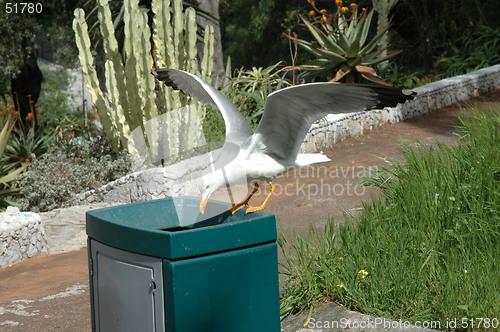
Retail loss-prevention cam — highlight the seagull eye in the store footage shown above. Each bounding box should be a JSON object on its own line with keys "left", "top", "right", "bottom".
{"left": 206, "top": 184, "right": 210, "bottom": 189}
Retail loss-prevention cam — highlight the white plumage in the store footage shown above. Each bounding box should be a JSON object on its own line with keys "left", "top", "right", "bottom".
{"left": 153, "top": 69, "right": 415, "bottom": 214}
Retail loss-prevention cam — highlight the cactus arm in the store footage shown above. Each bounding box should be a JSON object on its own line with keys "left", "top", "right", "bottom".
{"left": 97, "top": 0, "right": 131, "bottom": 130}
{"left": 73, "top": 8, "right": 120, "bottom": 151}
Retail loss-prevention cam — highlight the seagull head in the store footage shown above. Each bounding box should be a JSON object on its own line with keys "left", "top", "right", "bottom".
{"left": 198, "top": 171, "right": 227, "bottom": 214}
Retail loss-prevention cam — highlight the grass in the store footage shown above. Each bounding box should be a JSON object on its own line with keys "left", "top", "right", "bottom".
{"left": 279, "top": 109, "right": 499, "bottom": 327}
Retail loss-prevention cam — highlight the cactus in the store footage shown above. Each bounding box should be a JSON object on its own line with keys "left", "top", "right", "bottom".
{"left": 73, "top": 0, "right": 214, "bottom": 167}
{"left": 372, "top": 0, "right": 399, "bottom": 69}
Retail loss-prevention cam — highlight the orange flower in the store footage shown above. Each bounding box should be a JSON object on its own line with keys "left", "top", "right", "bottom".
{"left": 335, "top": 0, "right": 343, "bottom": 7}
{"left": 37, "top": 109, "right": 44, "bottom": 115}
{"left": 26, "top": 112, "right": 34, "bottom": 122}
{"left": 320, "top": 15, "right": 328, "bottom": 23}
{"left": 350, "top": 3, "right": 358, "bottom": 9}
{"left": 308, "top": 10, "right": 316, "bottom": 17}
{"left": 340, "top": 6, "right": 349, "bottom": 14}
{"left": 319, "top": 9, "right": 327, "bottom": 14}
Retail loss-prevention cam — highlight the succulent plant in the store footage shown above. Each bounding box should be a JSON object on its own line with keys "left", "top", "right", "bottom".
{"left": 285, "top": 2, "right": 400, "bottom": 85}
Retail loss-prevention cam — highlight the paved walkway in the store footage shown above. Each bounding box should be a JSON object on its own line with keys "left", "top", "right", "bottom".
{"left": 0, "top": 90, "right": 498, "bottom": 331}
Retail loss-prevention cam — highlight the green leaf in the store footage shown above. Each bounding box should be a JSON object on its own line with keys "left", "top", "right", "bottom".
{"left": 360, "top": 73, "right": 392, "bottom": 86}
{"left": 300, "top": 16, "right": 331, "bottom": 49}
{"left": 359, "top": 9, "right": 374, "bottom": 46}
{"left": 359, "top": 24, "right": 390, "bottom": 54}
{"left": 346, "top": 38, "right": 360, "bottom": 58}
{"left": 347, "top": 57, "right": 363, "bottom": 67}
{"left": 0, "top": 117, "right": 15, "bottom": 157}
{"left": 0, "top": 164, "right": 28, "bottom": 185}
{"left": 301, "top": 17, "right": 346, "bottom": 56}
{"left": 362, "top": 50, "right": 402, "bottom": 65}
{"left": 337, "top": 33, "right": 350, "bottom": 52}
{"left": 332, "top": 67, "right": 351, "bottom": 82}
{"left": 317, "top": 48, "right": 347, "bottom": 63}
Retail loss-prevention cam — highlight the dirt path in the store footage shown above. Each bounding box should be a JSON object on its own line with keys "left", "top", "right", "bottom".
{"left": 0, "top": 89, "right": 498, "bottom": 331}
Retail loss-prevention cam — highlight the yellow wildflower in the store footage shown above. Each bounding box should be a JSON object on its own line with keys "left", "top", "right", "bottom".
{"left": 320, "top": 15, "right": 328, "bottom": 23}
{"left": 340, "top": 6, "right": 349, "bottom": 14}
{"left": 335, "top": 0, "right": 343, "bottom": 7}
{"left": 358, "top": 269, "right": 369, "bottom": 279}
{"left": 336, "top": 283, "right": 344, "bottom": 288}
{"left": 319, "top": 9, "right": 327, "bottom": 14}
{"left": 350, "top": 3, "right": 358, "bottom": 9}
{"left": 308, "top": 10, "right": 316, "bottom": 17}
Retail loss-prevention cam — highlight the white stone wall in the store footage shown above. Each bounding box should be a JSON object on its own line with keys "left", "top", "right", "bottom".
{"left": 77, "top": 64, "right": 500, "bottom": 205}
{"left": 0, "top": 207, "right": 47, "bottom": 267}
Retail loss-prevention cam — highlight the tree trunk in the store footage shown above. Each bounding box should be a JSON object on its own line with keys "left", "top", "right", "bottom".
{"left": 11, "top": 48, "right": 43, "bottom": 131}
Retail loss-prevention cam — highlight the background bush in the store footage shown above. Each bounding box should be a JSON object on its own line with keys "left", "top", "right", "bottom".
{"left": 18, "top": 137, "right": 130, "bottom": 212}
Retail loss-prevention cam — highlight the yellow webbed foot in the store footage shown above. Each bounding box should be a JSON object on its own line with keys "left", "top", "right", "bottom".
{"left": 229, "top": 204, "right": 247, "bottom": 214}
{"left": 245, "top": 205, "right": 265, "bottom": 214}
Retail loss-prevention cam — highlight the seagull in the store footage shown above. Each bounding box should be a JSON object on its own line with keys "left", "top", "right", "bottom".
{"left": 153, "top": 69, "right": 415, "bottom": 214}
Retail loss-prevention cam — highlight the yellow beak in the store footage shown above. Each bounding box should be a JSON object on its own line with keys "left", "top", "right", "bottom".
{"left": 199, "top": 195, "right": 209, "bottom": 214}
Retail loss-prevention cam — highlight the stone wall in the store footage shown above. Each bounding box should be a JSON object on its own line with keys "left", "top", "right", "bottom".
{"left": 0, "top": 207, "right": 47, "bottom": 267}
{"left": 77, "top": 65, "right": 500, "bottom": 205}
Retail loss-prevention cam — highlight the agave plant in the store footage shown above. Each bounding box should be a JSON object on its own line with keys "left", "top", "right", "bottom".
{"left": 285, "top": 2, "right": 400, "bottom": 85}
{"left": 0, "top": 115, "right": 28, "bottom": 208}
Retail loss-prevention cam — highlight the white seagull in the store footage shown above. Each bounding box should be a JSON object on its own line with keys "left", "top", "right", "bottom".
{"left": 153, "top": 69, "right": 415, "bottom": 214}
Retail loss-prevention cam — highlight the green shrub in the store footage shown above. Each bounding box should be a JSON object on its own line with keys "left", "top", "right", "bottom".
{"left": 437, "top": 25, "right": 500, "bottom": 77}
{"left": 18, "top": 137, "right": 130, "bottom": 212}
{"left": 280, "top": 109, "right": 499, "bottom": 325}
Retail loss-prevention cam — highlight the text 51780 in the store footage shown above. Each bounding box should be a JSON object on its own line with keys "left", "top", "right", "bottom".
{"left": 4, "top": 2, "right": 42, "bottom": 14}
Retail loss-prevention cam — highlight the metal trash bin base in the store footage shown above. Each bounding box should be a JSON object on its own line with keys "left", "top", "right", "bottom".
{"left": 86, "top": 197, "right": 280, "bottom": 332}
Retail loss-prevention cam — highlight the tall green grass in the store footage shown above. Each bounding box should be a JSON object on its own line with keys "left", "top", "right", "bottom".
{"left": 280, "top": 109, "right": 499, "bottom": 326}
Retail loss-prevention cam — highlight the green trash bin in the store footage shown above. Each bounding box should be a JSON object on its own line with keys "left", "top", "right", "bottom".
{"left": 86, "top": 197, "right": 280, "bottom": 332}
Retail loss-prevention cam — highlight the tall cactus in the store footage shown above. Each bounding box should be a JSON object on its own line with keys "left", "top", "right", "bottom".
{"left": 372, "top": 0, "right": 399, "bottom": 69}
{"left": 73, "top": 0, "right": 214, "bottom": 167}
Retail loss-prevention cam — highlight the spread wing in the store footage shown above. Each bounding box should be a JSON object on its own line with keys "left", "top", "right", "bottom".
{"left": 255, "top": 82, "right": 415, "bottom": 160}
{"left": 153, "top": 68, "right": 254, "bottom": 146}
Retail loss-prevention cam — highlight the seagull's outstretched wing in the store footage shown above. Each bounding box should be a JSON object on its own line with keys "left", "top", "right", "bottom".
{"left": 255, "top": 83, "right": 415, "bottom": 160}
{"left": 153, "top": 68, "right": 253, "bottom": 146}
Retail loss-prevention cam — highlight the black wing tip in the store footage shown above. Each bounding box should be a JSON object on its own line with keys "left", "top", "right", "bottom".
{"left": 151, "top": 68, "right": 180, "bottom": 90}
{"left": 373, "top": 86, "right": 416, "bottom": 109}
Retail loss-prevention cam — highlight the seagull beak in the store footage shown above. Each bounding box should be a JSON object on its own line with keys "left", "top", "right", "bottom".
{"left": 199, "top": 195, "right": 209, "bottom": 214}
